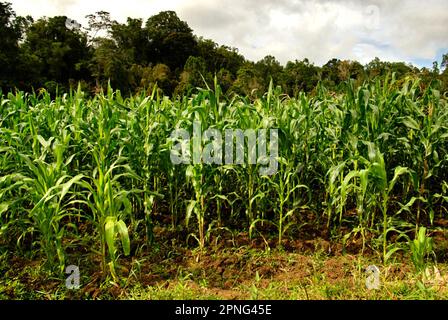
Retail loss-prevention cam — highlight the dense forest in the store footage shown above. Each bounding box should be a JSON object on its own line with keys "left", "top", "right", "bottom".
{"left": 1, "top": 2, "right": 447, "bottom": 97}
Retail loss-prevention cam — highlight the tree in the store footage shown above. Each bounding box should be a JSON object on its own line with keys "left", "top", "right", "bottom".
{"left": 441, "top": 53, "right": 448, "bottom": 93}
{"left": 0, "top": 2, "right": 22, "bottom": 89}
{"left": 85, "top": 11, "right": 114, "bottom": 42}
{"left": 216, "top": 68, "right": 234, "bottom": 94}
{"left": 131, "top": 63, "right": 174, "bottom": 95}
{"left": 22, "top": 16, "right": 92, "bottom": 89}
{"left": 442, "top": 53, "right": 448, "bottom": 71}
{"left": 197, "top": 37, "right": 245, "bottom": 76}
{"left": 282, "top": 59, "right": 320, "bottom": 95}
{"left": 110, "top": 18, "right": 147, "bottom": 64}
{"left": 197, "top": 37, "right": 219, "bottom": 70}
{"left": 86, "top": 14, "right": 146, "bottom": 92}
{"left": 365, "top": 57, "right": 388, "bottom": 79}
{"left": 145, "top": 11, "right": 198, "bottom": 70}
{"left": 255, "top": 55, "right": 283, "bottom": 88}
{"left": 389, "top": 62, "right": 416, "bottom": 79}
{"left": 231, "top": 62, "right": 265, "bottom": 97}
{"left": 335, "top": 60, "right": 365, "bottom": 86}
{"left": 321, "top": 58, "right": 344, "bottom": 89}
{"left": 175, "top": 56, "right": 211, "bottom": 95}
{"left": 89, "top": 38, "right": 132, "bottom": 92}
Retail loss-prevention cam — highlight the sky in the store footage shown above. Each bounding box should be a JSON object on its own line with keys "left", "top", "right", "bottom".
{"left": 9, "top": 0, "right": 448, "bottom": 68}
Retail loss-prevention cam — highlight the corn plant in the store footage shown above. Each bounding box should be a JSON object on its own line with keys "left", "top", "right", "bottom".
{"left": 186, "top": 164, "right": 207, "bottom": 250}
{"left": 74, "top": 90, "right": 138, "bottom": 277}
{"left": 250, "top": 159, "right": 309, "bottom": 246}
{"left": 2, "top": 131, "right": 82, "bottom": 270}
{"left": 1, "top": 74, "right": 447, "bottom": 281}
{"left": 409, "top": 226, "right": 434, "bottom": 273}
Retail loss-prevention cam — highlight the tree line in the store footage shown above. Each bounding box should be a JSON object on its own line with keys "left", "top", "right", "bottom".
{"left": 1, "top": 2, "right": 447, "bottom": 97}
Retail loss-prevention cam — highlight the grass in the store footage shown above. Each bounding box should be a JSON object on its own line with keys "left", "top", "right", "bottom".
{"left": 1, "top": 238, "right": 448, "bottom": 300}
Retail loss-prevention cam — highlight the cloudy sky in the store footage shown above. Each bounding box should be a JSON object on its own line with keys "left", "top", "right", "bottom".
{"left": 9, "top": 0, "right": 448, "bottom": 68}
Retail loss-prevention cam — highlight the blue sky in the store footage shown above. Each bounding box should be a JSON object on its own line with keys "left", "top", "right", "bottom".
{"left": 9, "top": 0, "right": 448, "bottom": 68}
{"left": 411, "top": 48, "right": 447, "bottom": 69}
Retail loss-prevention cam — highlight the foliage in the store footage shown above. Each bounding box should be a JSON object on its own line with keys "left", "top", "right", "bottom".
{"left": 409, "top": 226, "right": 434, "bottom": 273}
{"left": 1, "top": 2, "right": 446, "bottom": 96}
{"left": 1, "top": 76, "right": 447, "bottom": 282}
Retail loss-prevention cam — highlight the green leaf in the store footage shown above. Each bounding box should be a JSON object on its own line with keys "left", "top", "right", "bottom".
{"left": 0, "top": 203, "right": 9, "bottom": 215}
{"left": 105, "top": 217, "right": 116, "bottom": 259}
{"left": 397, "top": 196, "right": 426, "bottom": 214}
{"left": 249, "top": 218, "right": 276, "bottom": 239}
{"left": 384, "top": 246, "right": 403, "bottom": 262}
{"left": 402, "top": 116, "right": 420, "bottom": 130}
{"left": 185, "top": 200, "right": 197, "bottom": 227}
{"left": 116, "top": 220, "right": 130, "bottom": 256}
{"left": 369, "top": 163, "right": 387, "bottom": 191}
{"left": 36, "top": 135, "right": 54, "bottom": 149}
{"left": 341, "top": 170, "right": 359, "bottom": 201}
{"left": 388, "top": 166, "right": 409, "bottom": 192}
{"left": 359, "top": 169, "right": 369, "bottom": 197}
{"left": 59, "top": 174, "right": 84, "bottom": 204}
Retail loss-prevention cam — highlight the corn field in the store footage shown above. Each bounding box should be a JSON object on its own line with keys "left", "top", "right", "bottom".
{"left": 1, "top": 75, "right": 447, "bottom": 280}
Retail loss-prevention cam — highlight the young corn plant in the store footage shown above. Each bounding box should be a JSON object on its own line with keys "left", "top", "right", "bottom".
{"left": 360, "top": 142, "right": 412, "bottom": 262}
{"left": 185, "top": 164, "right": 207, "bottom": 250}
{"left": 76, "top": 147, "right": 137, "bottom": 279}
{"left": 1, "top": 75, "right": 447, "bottom": 283}
{"left": 250, "top": 159, "right": 309, "bottom": 246}
{"left": 75, "top": 91, "right": 138, "bottom": 279}
{"left": 332, "top": 142, "right": 413, "bottom": 260}
{"left": 409, "top": 226, "right": 434, "bottom": 273}
{"left": 17, "top": 133, "right": 82, "bottom": 271}
{"left": 124, "top": 88, "right": 163, "bottom": 243}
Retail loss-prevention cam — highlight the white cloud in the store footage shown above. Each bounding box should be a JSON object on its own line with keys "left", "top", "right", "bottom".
{"left": 9, "top": 0, "right": 448, "bottom": 67}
